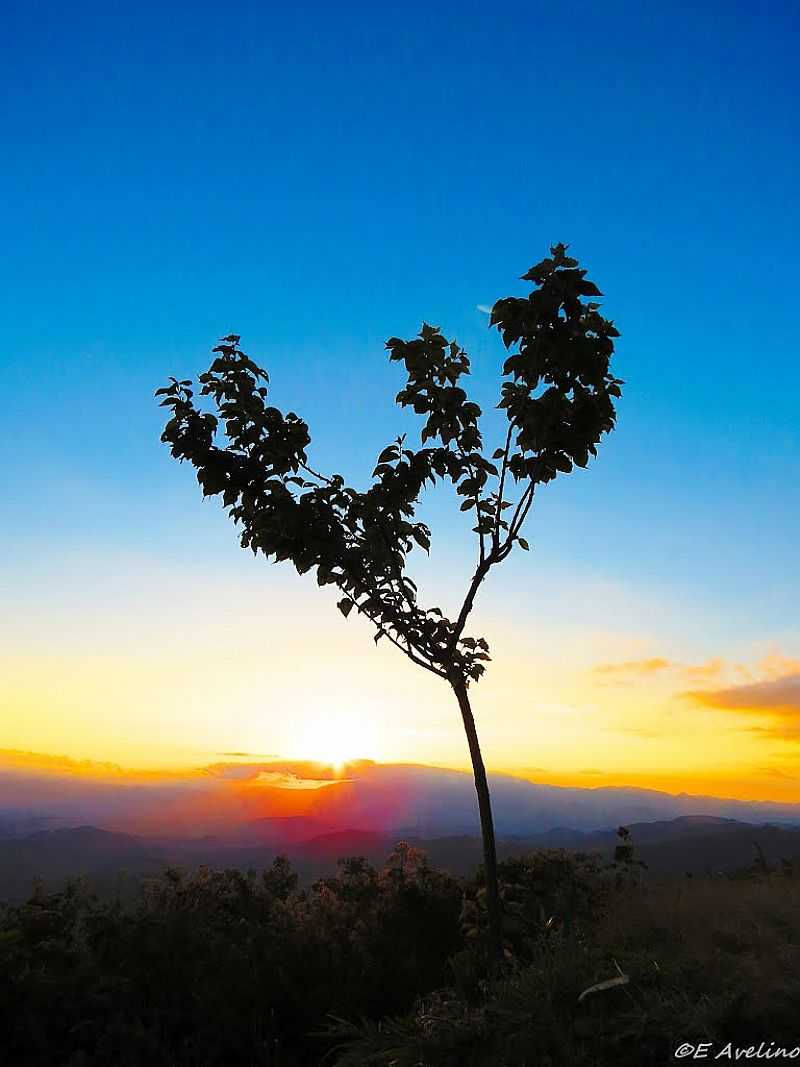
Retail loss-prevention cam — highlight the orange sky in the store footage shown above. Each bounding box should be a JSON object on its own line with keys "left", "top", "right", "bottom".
{"left": 2, "top": 547, "right": 799, "bottom": 804}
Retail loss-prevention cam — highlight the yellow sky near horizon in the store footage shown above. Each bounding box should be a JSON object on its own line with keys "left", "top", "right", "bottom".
{"left": 2, "top": 547, "right": 799, "bottom": 804}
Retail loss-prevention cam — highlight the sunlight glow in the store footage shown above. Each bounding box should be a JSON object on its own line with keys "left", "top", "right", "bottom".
{"left": 294, "top": 714, "right": 377, "bottom": 771}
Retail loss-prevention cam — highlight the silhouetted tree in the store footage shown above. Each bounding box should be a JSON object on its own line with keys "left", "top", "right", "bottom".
{"left": 156, "top": 243, "right": 622, "bottom": 959}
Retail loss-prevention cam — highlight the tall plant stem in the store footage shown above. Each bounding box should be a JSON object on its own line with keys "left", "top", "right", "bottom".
{"left": 452, "top": 676, "right": 503, "bottom": 963}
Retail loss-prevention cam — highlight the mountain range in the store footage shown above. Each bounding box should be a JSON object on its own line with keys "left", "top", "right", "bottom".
{"left": 4, "top": 756, "right": 800, "bottom": 902}
{"left": 3, "top": 756, "right": 800, "bottom": 838}
{"left": 3, "top": 814, "right": 800, "bottom": 904}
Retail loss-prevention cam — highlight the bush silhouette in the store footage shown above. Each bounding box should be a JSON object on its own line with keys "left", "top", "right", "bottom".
{"left": 6, "top": 853, "right": 800, "bottom": 1065}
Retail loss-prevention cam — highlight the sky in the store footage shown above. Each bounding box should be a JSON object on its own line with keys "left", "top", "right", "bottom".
{"left": 1, "top": 1, "right": 798, "bottom": 802}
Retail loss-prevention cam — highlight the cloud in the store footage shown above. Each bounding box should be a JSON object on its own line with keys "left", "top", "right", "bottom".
{"left": 759, "top": 654, "right": 800, "bottom": 679}
{"left": 749, "top": 723, "right": 800, "bottom": 741}
{"left": 254, "top": 770, "right": 344, "bottom": 791}
{"left": 682, "top": 658, "right": 725, "bottom": 683}
{"left": 593, "top": 657, "right": 673, "bottom": 678}
{"left": 592, "top": 656, "right": 727, "bottom": 687}
{"left": 218, "top": 751, "right": 279, "bottom": 759}
{"left": 685, "top": 673, "right": 800, "bottom": 742}
{"left": 687, "top": 674, "right": 800, "bottom": 716}
{"left": 204, "top": 763, "right": 270, "bottom": 780}
{"left": 204, "top": 760, "right": 346, "bottom": 785}
{"left": 476, "top": 304, "right": 493, "bottom": 315}
{"left": 761, "top": 767, "right": 800, "bottom": 782}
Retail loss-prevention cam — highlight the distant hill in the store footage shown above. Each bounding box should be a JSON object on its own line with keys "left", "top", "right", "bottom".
{"left": 4, "top": 753, "right": 800, "bottom": 901}
{"left": 300, "top": 816, "right": 800, "bottom": 878}
{"left": 4, "top": 755, "right": 800, "bottom": 841}
{"left": 4, "top": 815, "right": 800, "bottom": 903}
{"left": 0, "top": 826, "right": 163, "bottom": 902}
{"left": 580, "top": 816, "right": 800, "bottom": 875}
{"left": 297, "top": 762, "right": 800, "bottom": 837}
{"left": 6, "top": 759, "right": 800, "bottom": 840}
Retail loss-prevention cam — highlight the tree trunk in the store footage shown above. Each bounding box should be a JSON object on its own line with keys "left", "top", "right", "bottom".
{"left": 452, "top": 678, "right": 503, "bottom": 962}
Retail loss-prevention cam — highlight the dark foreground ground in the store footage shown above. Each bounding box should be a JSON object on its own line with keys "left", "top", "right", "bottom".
{"left": 3, "top": 842, "right": 800, "bottom": 1066}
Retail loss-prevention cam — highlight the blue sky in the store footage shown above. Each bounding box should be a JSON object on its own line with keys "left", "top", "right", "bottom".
{"left": 1, "top": 2, "right": 798, "bottom": 784}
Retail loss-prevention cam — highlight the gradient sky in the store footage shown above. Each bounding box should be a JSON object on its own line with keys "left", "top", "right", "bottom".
{"left": 1, "top": 1, "right": 798, "bottom": 800}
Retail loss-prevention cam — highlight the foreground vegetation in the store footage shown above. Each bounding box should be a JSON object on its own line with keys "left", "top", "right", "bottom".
{"left": 2, "top": 841, "right": 799, "bottom": 1066}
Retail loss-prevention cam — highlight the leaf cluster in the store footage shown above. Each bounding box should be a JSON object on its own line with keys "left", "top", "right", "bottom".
{"left": 157, "top": 248, "right": 621, "bottom": 686}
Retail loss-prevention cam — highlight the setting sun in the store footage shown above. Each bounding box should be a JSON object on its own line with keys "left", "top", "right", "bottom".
{"left": 293, "top": 714, "right": 377, "bottom": 771}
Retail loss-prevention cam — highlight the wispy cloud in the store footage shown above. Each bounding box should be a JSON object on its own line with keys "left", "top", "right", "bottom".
{"left": 748, "top": 723, "right": 800, "bottom": 741}
{"left": 205, "top": 760, "right": 345, "bottom": 783}
{"left": 761, "top": 766, "right": 800, "bottom": 782}
{"left": 593, "top": 657, "right": 672, "bottom": 678}
{"left": 759, "top": 655, "right": 800, "bottom": 679}
{"left": 254, "top": 770, "right": 344, "bottom": 791}
{"left": 476, "top": 304, "right": 493, "bottom": 315}
{"left": 686, "top": 673, "right": 800, "bottom": 741}
{"left": 682, "top": 658, "right": 725, "bottom": 683}
{"left": 592, "top": 656, "right": 726, "bottom": 686}
{"left": 687, "top": 674, "right": 800, "bottom": 715}
{"left": 218, "top": 751, "right": 279, "bottom": 759}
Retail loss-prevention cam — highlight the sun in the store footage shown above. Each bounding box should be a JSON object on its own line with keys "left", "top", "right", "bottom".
{"left": 298, "top": 714, "right": 375, "bottom": 771}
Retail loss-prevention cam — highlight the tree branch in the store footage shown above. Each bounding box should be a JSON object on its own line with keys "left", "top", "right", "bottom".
{"left": 499, "top": 480, "right": 535, "bottom": 558}
{"left": 493, "top": 424, "right": 513, "bottom": 550}
{"left": 300, "top": 461, "right": 334, "bottom": 486}
{"left": 348, "top": 584, "right": 446, "bottom": 680}
{"left": 445, "top": 552, "right": 497, "bottom": 669}
{"left": 456, "top": 441, "right": 487, "bottom": 565}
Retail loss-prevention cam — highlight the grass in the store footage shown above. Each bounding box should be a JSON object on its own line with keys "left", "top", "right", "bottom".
{"left": 4, "top": 848, "right": 800, "bottom": 1065}
{"left": 332, "top": 870, "right": 800, "bottom": 1066}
